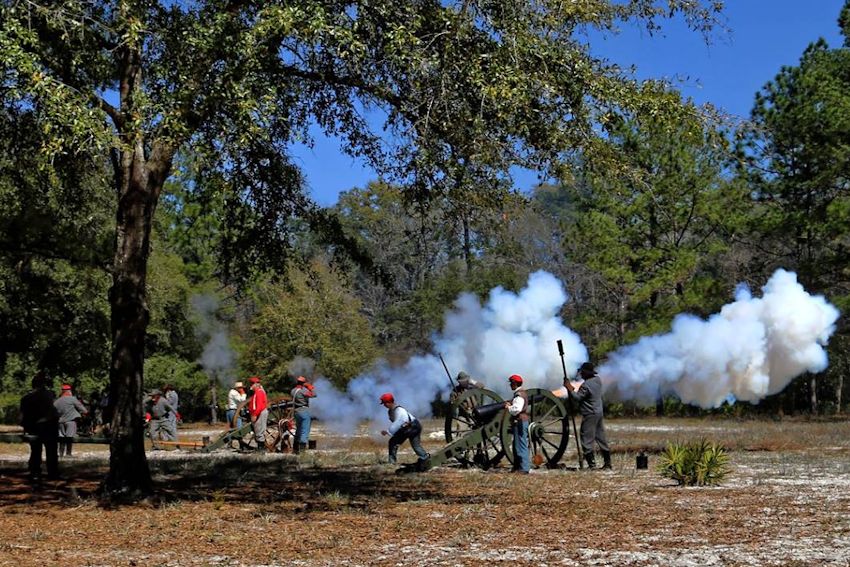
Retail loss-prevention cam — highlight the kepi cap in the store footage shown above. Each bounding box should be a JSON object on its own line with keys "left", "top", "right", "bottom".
{"left": 61, "top": 384, "right": 72, "bottom": 391}
{"left": 248, "top": 376, "right": 261, "bottom": 384}
{"left": 379, "top": 392, "right": 394, "bottom": 404}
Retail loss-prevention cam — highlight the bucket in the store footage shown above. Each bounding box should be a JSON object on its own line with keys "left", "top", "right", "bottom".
{"left": 636, "top": 452, "right": 648, "bottom": 470}
{"left": 308, "top": 440, "right": 317, "bottom": 450}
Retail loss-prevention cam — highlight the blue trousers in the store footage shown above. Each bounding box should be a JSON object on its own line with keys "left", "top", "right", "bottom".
{"left": 226, "top": 409, "right": 242, "bottom": 429}
{"left": 295, "top": 411, "right": 311, "bottom": 444}
{"left": 511, "top": 420, "right": 530, "bottom": 472}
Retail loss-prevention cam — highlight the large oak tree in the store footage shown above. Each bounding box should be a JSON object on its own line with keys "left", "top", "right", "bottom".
{"left": 1, "top": 0, "right": 722, "bottom": 497}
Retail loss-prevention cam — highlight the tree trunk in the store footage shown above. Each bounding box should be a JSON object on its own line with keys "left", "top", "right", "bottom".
{"left": 210, "top": 380, "right": 218, "bottom": 424}
{"left": 102, "top": 136, "right": 173, "bottom": 498}
{"left": 810, "top": 375, "right": 818, "bottom": 415}
{"left": 836, "top": 371, "right": 843, "bottom": 415}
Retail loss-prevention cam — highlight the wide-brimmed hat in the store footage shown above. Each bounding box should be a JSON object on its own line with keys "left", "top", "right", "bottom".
{"left": 234, "top": 381, "right": 244, "bottom": 389}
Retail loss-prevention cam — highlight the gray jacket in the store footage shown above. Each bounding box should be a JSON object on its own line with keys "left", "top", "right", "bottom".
{"left": 54, "top": 395, "right": 87, "bottom": 423}
{"left": 573, "top": 376, "right": 604, "bottom": 416}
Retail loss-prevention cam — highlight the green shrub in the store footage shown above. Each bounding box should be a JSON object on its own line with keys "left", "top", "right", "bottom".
{"left": 658, "top": 438, "right": 730, "bottom": 486}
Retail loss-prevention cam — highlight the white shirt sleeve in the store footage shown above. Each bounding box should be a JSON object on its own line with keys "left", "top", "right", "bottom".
{"left": 388, "top": 407, "right": 414, "bottom": 435}
{"left": 508, "top": 394, "right": 525, "bottom": 416}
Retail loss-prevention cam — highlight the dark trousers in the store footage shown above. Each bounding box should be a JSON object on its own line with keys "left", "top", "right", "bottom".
{"left": 579, "top": 413, "right": 609, "bottom": 456}
{"left": 27, "top": 424, "right": 58, "bottom": 479}
{"left": 388, "top": 420, "right": 429, "bottom": 463}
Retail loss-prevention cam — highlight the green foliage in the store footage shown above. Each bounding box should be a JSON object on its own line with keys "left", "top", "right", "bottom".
{"left": 239, "top": 260, "right": 380, "bottom": 390}
{"left": 740, "top": 32, "right": 850, "bottom": 293}
{"left": 144, "top": 354, "right": 211, "bottom": 421}
{"left": 658, "top": 439, "right": 730, "bottom": 486}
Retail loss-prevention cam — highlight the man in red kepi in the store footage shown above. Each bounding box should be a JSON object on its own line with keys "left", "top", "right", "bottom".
{"left": 379, "top": 392, "right": 429, "bottom": 466}
{"left": 504, "top": 374, "right": 530, "bottom": 473}
{"left": 248, "top": 376, "right": 268, "bottom": 451}
{"left": 54, "top": 383, "right": 87, "bottom": 457}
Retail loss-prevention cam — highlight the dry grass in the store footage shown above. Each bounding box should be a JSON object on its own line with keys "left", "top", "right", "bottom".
{"left": 2, "top": 417, "right": 850, "bottom": 566}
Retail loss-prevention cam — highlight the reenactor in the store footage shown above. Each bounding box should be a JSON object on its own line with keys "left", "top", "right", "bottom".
{"left": 504, "top": 374, "right": 530, "bottom": 473}
{"left": 20, "top": 372, "right": 60, "bottom": 481}
{"left": 248, "top": 376, "right": 269, "bottom": 450}
{"left": 379, "top": 392, "right": 429, "bottom": 466}
{"left": 226, "top": 381, "right": 247, "bottom": 428}
{"left": 146, "top": 389, "right": 177, "bottom": 450}
{"left": 291, "top": 376, "right": 316, "bottom": 453}
{"left": 564, "top": 362, "right": 611, "bottom": 470}
{"left": 54, "top": 384, "right": 88, "bottom": 457}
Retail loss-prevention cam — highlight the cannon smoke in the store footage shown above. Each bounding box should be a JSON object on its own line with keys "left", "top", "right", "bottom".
{"left": 313, "top": 268, "right": 839, "bottom": 432}
{"left": 191, "top": 294, "right": 236, "bottom": 388}
{"left": 312, "top": 270, "right": 588, "bottom": 433}
{"left": 600, "top": 269, "right": 840, "bottom": 408}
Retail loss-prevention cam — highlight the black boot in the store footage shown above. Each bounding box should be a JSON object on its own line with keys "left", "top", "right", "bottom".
{"left": 601, "top": 450, "right": 612, "bottom": 470}
{"left": 298, "top": 443, "right": 308, "bottom": 453}
{"left": 584, "top": 452, "right": 596, "bottom": 469}
{"left": 293, "top": 442, "right": 300, "bottom": 454}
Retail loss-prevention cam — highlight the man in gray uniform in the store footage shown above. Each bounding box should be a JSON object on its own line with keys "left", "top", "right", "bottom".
{"left": 54, "top": 384, "right": 88, "bottom": 457}
{"left": 564, "top": 362, "right": 611, "bottom": 470}
{"left": 163, "top": 384, "right": 179, "bottom": 434}
{"left": 146, "top": 389, "right": 177, "bottom": 450}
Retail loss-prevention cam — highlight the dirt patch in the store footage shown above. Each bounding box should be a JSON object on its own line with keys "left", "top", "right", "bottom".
{"left": 2, "top": 418, "right": 850, "bottom": 566}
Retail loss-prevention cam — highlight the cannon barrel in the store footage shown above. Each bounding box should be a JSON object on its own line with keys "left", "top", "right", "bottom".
{"left": 472, "top": 400, "right": 505, "bottom": 423}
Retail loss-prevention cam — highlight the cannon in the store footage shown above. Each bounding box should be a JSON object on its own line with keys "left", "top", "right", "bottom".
{"left": 202, "top": 397, "right": 296, "bottom": 453}
{"left": 401, "top": 387, "right": 571, "bottom": 472}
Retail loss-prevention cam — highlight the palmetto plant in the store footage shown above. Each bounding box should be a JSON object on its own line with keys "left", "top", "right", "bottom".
{"left": 658, "top": 439, "right": 730, "bottom": 486}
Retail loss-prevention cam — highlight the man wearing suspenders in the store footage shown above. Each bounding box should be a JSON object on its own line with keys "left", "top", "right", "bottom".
{"left": 379, "top": 392, "right": 429, "bottom": 466}
{"left": 504, "top": 374, "right": 530, "bottom": 473}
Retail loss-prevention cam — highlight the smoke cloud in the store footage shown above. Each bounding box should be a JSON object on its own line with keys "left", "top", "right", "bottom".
{"left": 191, "top": 294, "right": 236, "bottom": 388}
{"left": 312, "top": 270, "right": 588, "bottom": 433}
{"left": 600, "top": 269, "right": 840, "bottom": 408}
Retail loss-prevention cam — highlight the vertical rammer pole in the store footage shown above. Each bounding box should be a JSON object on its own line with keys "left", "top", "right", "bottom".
{"left": 558, "top": 340, "right": 584, "bottom": 469}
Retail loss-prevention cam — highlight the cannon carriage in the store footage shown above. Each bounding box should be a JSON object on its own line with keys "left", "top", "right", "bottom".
{"left": 403, "top": 387, "right": 572, "bottom": 472}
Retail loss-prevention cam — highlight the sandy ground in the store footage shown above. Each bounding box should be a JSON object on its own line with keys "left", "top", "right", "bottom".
{"left": 2, "top": 418, "right": 850, "bottom": 566}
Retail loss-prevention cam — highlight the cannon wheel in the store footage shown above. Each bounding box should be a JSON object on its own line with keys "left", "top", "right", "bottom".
{"left": 444, "top": 388, "right": 506, "bottom": 469}
{"left": 501, "top": 388, "right": 569, "bottom": 469}
{"left": 264, "top": 400, "right": 294, "bottom": 453}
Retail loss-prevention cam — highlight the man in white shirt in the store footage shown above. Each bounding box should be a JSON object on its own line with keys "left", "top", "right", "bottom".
{"left": 503, "top": 374, "right": 530, "bottom": 473}
{"left": 226, "top": 381, "right": 247, "bottom": 428}
{"left": 379, "top": 392, "right": 429, "bottom": 466}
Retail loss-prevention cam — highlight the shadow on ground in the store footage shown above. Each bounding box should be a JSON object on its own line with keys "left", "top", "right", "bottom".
{"left": 0, "top": 455, "right": 443, "bottom": 510}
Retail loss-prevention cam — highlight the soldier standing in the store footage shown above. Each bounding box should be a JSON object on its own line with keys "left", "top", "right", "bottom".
{"left": 163, "top": 384, "right": 180, "bottom": 433}
{"left": 226, "top": 381, "right": 247, "bottom": 428}
{"left": 54, "top": 384, "right": 88, "bottom": 457}
{"left": 20, "top": 372, "right": 60, "bottom": 481}
{"left": 248, "top": 376, "right": 268, "bottom": 451}
{"left": 146, "top": 389, "right": 177, "bottom": 450}
{"left": 291, "top": 376, "right": 316, "bottom": 453}
{"left": 504, "top": 374, "right": 530, "bottom": 473}
{"left": 564, "top": 362, "right": 611, "bottom": 470}
{"left": 379, "top": 393, "right": 429, "bottom": 466}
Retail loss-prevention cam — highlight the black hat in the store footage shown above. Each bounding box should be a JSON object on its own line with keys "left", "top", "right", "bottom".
{"left": 578, "top": 362, "right": 596, "bottom": 376}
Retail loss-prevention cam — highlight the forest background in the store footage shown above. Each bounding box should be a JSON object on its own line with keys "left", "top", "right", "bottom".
{"left": 1, "top": 0, "right": 849, "bottom": 428}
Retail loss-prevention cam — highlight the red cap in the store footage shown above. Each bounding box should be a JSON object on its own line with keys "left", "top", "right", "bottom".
{"left": 379, "top": 392, "right": 395, "bottom": 404}
{"left": 249, "top": 376, "right": 261, "bottom": 384}
{"left": 508, "top": 374, "right": 523, "bottom": 385}
{"left": 61, "top": 384, "right": 72, "bottom": 391}
{"left": 296, "top": 376, "right": 307, "bottom": 384}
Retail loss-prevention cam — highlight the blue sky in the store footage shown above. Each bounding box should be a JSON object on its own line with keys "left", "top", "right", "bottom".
{"left": 293, "top": 1, "right": 847, "bottom": 206}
